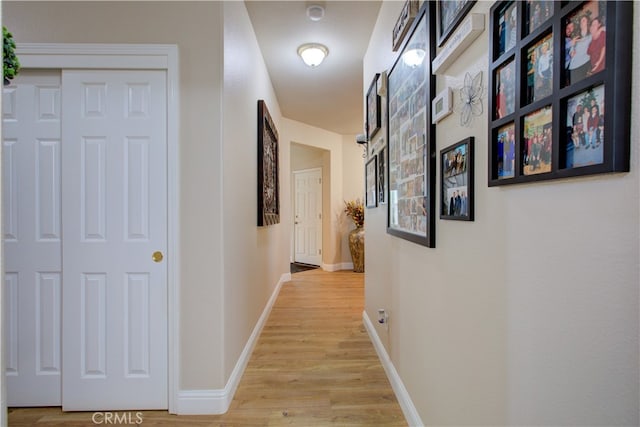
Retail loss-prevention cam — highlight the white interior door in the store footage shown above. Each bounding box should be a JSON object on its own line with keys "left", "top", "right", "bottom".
{"left": 3, "top": 70, "right": 62, "bottom": 406}
{"left": 61, "top": 70, "right": 168, "bottom": 410}
{"left": 293, "top": 168, "right": 322, "bottom": 266}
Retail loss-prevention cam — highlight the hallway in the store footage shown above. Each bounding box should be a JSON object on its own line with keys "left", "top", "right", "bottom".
{"left": 8, "top": 270, "right": 407, "bottom": 426}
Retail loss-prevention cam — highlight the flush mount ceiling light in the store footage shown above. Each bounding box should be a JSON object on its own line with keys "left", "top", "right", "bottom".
{"left": 297, "top": 43, "right": 329, "bottom": 67}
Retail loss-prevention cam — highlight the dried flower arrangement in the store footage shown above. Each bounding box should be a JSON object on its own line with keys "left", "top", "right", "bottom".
{"left": 344, "top": 199, "right": 364, "bottom": 228}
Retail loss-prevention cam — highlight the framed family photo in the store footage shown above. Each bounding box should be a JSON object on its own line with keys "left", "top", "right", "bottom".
{"left": 440, "top": 137, "right": 474, "bottom": 221}
{"left": 495, "top": 123, "right": 515, "bottom": 180}
{"left": 494, "top": 59, "right": 515, "bottom": 119}
{"left": 494, "top": 0, "right": 517, "bottom": 58}
{"left": 525, "top": 32, "right": 553, "bottom": 104}
{"left": 437, "top": 0, "right": 476, "bottom": 47}
{"left": 565, "top": 85, "right": 604, "bottom": 169}
{"left": 387, "top": 2, "right": 436, "bottom": 247}
{"left": 525, "top": 0, "right": 553, "bottom": 37}
{"left": 488, "top": 0, "right": 631, "bottom": 186}
{"left": 522, "top": 105, "right": 553, "bottom": 176}
{"left": 563, "top": 1, "right": 607, "bottom": 87}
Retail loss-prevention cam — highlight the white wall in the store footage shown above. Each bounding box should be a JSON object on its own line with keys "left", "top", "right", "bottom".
{"left": 221, "top": 1, "right": 290, "bottom": 382}
{"left": 364, "top": 1, "right": 639, "bottom": 425}
{"left": 291, "top": 143, "right": 325, "bottom": 171}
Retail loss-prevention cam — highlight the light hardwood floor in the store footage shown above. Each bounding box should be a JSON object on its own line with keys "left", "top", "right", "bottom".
{"left": 8, "top": 269, "right": 407, "bottom": 426}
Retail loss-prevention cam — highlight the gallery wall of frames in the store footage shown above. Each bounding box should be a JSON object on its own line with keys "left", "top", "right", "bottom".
{"left": 488, "top": 0, "right": 632, "bottom": 186}
{"left": 363, "top": 0, "right": 632, "bottom": 247}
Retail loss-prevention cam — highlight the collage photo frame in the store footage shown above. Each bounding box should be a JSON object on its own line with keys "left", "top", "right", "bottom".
{"left": 386, "top": 3, "right": 436, "bottom": 247}
{"left": 488, "top": 0, "right": 631, "bottom": 186}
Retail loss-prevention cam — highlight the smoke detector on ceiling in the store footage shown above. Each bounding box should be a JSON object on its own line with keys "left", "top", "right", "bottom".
{"left": 306, "top": 4, "right": 325, "bottom": 22}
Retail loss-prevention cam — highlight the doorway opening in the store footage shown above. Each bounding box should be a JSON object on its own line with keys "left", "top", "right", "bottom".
{"left": 290, "top": 143, "right": 329, "bottom": 271}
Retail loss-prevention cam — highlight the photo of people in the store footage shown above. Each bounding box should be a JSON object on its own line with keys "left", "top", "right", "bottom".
{"left": 443, "top": 143, "right": 467, "bottom": 178}
{"left": 564, "top": 1, "right": 607, "bottom": 87}
{"left": 496, "top": 1, "right": 517, "bottom": 57}
{"left": 523, "top": 105, "right": 552, "bottom": 175}
{"left": 525, "top": 0, "right": 553, "bottom": 36}
{"left": 495, "top": 60, "right": 515, "bottom": 119}
{"left": 496, "top": 123, "right": 515, "bottom": 179}
{"left": 526, "top": 33, "right": 553, "bottom": 104}
{"left": 565, "top": 85, "right": 605, "bottom": 169}
{"left": 443, "top": 187, "right": 469, "bottom": 217}
{"left": 441, "top": 139, "right": 472, "bottom": 220}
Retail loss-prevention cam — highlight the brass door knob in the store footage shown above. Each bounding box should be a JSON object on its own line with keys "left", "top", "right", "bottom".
{"left": 152, "top": 251, "right": 164, "bottom": 263}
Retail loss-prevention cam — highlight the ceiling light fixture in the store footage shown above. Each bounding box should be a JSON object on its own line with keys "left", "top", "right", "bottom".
{"left": 297, "top": 43, "right": 329, "bottom": 67}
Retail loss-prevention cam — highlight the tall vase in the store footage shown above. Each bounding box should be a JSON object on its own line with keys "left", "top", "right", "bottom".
{"left": 348, "top": 226, "right": 365, "bottom": 273}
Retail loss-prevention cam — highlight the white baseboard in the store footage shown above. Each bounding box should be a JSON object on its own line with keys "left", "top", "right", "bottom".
{"left": 362, "top": 310, "right": 424, "bottom": 427}
{"left": 322, "top": 262, "right": 354, "bottom": 272}
{"left": 175, "top": 389, "right": 227, "bottom": 415}
{"left": 175, "top": 272, "right": 290, "bottom": 415}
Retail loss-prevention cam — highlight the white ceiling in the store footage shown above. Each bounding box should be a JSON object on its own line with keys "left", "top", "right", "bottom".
{"left": 245, "top": 1, "right": 382, "bottom": 135}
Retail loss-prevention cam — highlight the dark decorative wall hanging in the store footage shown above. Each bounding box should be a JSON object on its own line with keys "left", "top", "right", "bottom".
{"left": 387, "top": 2, "right": 436, "bottom": 247}
{"left": 488, "top": 0, "right": 632, "bottom": 187}
{"left": 257, "top": 100, "right": 280, "bottom": 226}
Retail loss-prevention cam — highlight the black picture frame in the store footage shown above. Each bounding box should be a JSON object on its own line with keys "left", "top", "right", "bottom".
{"left": 378, "top": 147, "right": 387, "bottom": 205}
{"left": 393, "top": 0, "right": 419, "bottom": 51}
{"left": 387, "top": 3, "right": 436, "bottom": 247}
{"left": 488, "top": 0, "right": 632, "bottom": 187}
{"left": 365, "top": 155, "right": 378, "bottom": 209}
{"left": 437, "top": 0, "right": 477, "bottom": 47}
{"left": 257, "top": 100, "right": 280, "bottom": 226}
{"left": 366, "top": 73, "right": 382, "bottom": 141}
{"left": 440, "top": 137, "right": 474, "bottom": 221}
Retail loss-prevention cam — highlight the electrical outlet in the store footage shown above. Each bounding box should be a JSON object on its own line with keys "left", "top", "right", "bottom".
{"left": 377, "top": 309, "right": 389, "bottom": 330}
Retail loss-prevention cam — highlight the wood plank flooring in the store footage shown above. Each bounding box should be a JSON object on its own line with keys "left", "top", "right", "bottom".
{"left": 8, "top": 269, "right": 407, "bottom": 426}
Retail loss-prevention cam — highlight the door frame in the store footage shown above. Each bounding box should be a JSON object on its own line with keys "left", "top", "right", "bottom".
{"left": 292, "top": 167, "right": 323, "bottom": 266}
{"left": 8, "top": 43, "right": 180, "bottom": 413}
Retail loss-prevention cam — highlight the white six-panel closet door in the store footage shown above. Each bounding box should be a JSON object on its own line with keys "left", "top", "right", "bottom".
{"left": 3, "top": 70, "right": 63, "bottom": 407}
{"left": 60, "top": 69, "right": 168, "bottom": 411}
{"left": 3, "top": 68, "right": 169, "bottom": 410}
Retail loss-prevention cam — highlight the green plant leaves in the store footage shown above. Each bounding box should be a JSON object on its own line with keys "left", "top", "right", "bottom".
{"left": 3, "top": 26, "right": 20, "bottom": 85}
